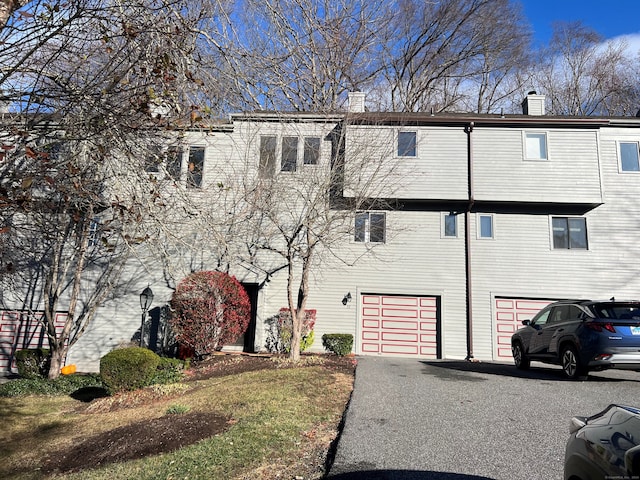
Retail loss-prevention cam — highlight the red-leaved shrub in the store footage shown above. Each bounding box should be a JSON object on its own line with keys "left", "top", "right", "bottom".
{"left": 169, "top": 271, "right": 251, "bottom": 357}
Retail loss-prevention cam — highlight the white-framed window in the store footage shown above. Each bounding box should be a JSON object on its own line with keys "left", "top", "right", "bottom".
{"left": 442, "top": 213, "right": 458, "bottom": 238}
{"left": 88, "top": 217, "right": 100, "bottom": 247}
{"left": 355, "top": 212, "right": 386, "bottom": 243}
{"left": 477, "top": 214, "right": 494, "bottom": 239}
{"left": 281, "top": 136, "right": 298, "bottom": 172}
{"left": 551, "top": 217, "right": 588, "bottom": 250}
{"left": 524, "top": 131, "right": 548, "bottom": 160}
{"left": 186, "top": 146, "right": 205, "bottom": 188}
{"left": 303, "top": 137, "right": 321, "bottom": 165}
{"left": 398, "top": 131, "right": 417, "bottom": 157}
{"left": 618, "top": 141, "right": 640, "bottom": 172}
{"left": 259, "top": 136, "right": 277, "bottom": 178}
{"left": 166, "top": 146, "right": 183, "bottom": 181}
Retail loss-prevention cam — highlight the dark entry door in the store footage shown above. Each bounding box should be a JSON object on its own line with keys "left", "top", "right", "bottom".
{"left": 242, "top": 283, "right": 259, "bottom": 353}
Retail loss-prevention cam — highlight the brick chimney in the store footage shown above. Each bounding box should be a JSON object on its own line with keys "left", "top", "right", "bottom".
{"left": 521, "top": 91, "right": 546, "bottom": 115}
{"left": 348, "top": 91, "right": 366, "bottom": 113}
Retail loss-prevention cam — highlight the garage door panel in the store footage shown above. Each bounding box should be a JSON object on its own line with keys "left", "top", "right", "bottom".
{"left": 359, "top": 293, "right": 440, "bottom": 359}
{"left": 381, "top": 344, "right": 418, "bottom": 355}
{"left": 381, "top": 320, "right": 418, "bottom": 330}
{"left": 381, "top": 308, "right": 419, "bottom": 318}
{"left": 382, "top": 332, "right": 418, "bottom": 342}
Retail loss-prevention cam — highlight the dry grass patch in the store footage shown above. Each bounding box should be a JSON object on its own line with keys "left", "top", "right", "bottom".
{"left": 0, "top": 354, "right": 355, "bottom": 480}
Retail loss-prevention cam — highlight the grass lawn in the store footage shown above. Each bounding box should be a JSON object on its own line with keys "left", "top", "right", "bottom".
{"left": 0, "top": 355, "right": 355, "bottom": 480}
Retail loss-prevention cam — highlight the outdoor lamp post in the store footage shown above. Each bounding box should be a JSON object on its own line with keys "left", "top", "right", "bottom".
{"left": 139, "top": 286, "right": 154, "bottom": 347}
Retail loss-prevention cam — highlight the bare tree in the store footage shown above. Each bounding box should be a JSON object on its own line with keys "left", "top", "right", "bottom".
{"left": 380, "top": 0, "right": 531, "bottom": 113}
{"left": 0, "top": 0, "right": 222, "bottom": 378}
{"left": 534, "top": 21, "right": 640, "bottom": 116}
{"left": 212, "top": 0, "right": 388, "bottom": 111}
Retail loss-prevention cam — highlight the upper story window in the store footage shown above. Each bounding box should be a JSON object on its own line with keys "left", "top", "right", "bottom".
{"left": 398, "top": 131, "right": 417, "bottom": 157}
{"left": 259, "top": 136, "right": 277, "bottom": 178}
{"left": 303, "top": 137, "right": 321, "bottom": 165}
{"left": 355, "top": 212, "right": 386, "bottom": 243}
{"left": 88, "top": 217, "right": 100, "bottom": 247}
{"left": 167, "top": 147, "right": 183, "bottom": 181}
{"left": 281, "top": 136, "right": 298, "bottom": 172}
{"left": 478, "top": 214, "right": 494, "bottom": 239}
{"left": 443, "top": 213, "right": 458, "bottom": 238}
{"left": 552, "top": 217, "right": 588, "bottom": 250}
{"left": 187, "top": 146, "right": 205, "bottom": 188}
{"left": 524, "top": 132, "right": 548, "bottom": 160}
{"left": 619, "top": 141, "right": 640, "bottom": 172}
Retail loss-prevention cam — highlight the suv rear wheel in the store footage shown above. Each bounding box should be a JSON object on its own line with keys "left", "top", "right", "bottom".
{"left": 561, "top": 345, "right": 588, "bottom": 380}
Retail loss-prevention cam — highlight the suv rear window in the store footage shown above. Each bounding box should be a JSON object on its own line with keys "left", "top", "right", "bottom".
{"left": 593, "top": 303, "right": 640, "bottom": 319}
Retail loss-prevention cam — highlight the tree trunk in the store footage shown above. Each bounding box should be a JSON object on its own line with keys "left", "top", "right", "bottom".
{"left": 48, "top": 343, "right": 67, "bottom": 380}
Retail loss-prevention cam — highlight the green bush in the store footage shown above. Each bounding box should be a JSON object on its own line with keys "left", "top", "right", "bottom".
{"left": 15, "top": 348, "right": 50, "bottom": 379}
{"left": 100, "top": 347, "right": 161, "bottom": 394}
{"left": 0, "top": 374, "right": 103, "bottom": 397}
{"left": 321, "top": 334, "right": 354, "bottom": 356}
{"left": 151, "top": 357, "right": 185, "bottom": 385}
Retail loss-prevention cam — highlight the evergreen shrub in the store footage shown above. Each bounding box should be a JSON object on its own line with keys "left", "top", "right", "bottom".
{"left": 15, "top": 348, "right": 50, "bottom": 379}
{"left": 321, "top": 334, "right": 354, "bottom": 356}
{"left": 100, "top": 347, "right": 161, "bottom": 394}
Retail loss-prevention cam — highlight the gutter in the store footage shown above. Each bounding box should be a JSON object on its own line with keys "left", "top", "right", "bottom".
{"left": 464, "top": 122, "right": 474, "bottom": 361}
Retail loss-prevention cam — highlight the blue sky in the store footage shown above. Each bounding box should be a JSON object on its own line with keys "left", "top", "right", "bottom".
{"left": 520, "top": 0, "right": 640, "bottom": 45}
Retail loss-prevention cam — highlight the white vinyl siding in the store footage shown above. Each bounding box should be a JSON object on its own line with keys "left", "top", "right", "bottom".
{"left": 474, "top": 128, "right": 602, "bottom": 204}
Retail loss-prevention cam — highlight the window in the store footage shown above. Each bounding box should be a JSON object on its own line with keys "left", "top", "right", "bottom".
{"left": 619, "top": 142, "right": 640, "bottom": 172}
{"left": 88, "top": 217, "right": 100, "bottom": 247}
{"left": 355, "top": 212, "right": 386, "bottom": 243}
{"left": 166, "top": 147, "right": 183, "bottom": 180}
{"left": 259, "top": 136, "right": 277, "bottom": 178}
{"left": 552, "top": 217, "right": 588, "bottom": 249}
{"left": 524, "top": 132, "right": 548, "bottom": 160}
{"left": 303, "top": 137, "right": 320, "bottom": 165}
{"left": 443, "top": 213, "right": 458, "bottom": 238}
{"left": 478, "top": 214, "right": 493, "bottom": 239}
{"left": 281, "top": 136, "right": 298, "bottom": 172}
{"left": 398, "top": 131, "right": 417, "bottom": 157}
{"left": 186, "top": 146, "right": 205, "bottom": 188}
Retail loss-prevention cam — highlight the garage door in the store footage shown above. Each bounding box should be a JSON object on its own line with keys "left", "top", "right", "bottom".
{"left": 494, "top": 297, "right": 553, "bottom": 361}
{"left": 0, "top": 310, "right": 68, "bottom": 373}
{"left": 359, "top": 293, "right": 441, "bottom": 358}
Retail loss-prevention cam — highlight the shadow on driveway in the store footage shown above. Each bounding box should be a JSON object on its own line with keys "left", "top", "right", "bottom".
{"left": 420, "top": 360, "right": 640, "bottom": 383}
{"left": 327, "top": 469, "right": 495, "bottom": 479}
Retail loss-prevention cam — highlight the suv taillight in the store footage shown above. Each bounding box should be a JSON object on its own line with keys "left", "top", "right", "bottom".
{"left": 586, "top": 322, "right": 616, "bottom": 333}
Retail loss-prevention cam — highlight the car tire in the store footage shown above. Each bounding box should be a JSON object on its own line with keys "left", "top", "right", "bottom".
{"left": 561, "top": 345, "right": 588, "bottom": 380}
{"left": 512, "top": 342, "right": 530, "bottom": 370}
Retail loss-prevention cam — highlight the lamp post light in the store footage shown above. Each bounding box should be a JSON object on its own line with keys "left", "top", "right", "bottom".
{"left": 139, "top": 286, "right": 154, "bottom": 347}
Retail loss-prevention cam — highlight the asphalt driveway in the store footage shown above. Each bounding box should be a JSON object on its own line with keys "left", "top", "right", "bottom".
{"left": 326, "top": 357, "right": 640, "bottom": 480}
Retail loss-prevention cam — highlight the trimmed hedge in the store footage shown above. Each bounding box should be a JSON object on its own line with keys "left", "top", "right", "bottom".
{"left": 15, "top": 348, "right": 50, "bottom": 379}
{"left": 321, "top": 334, "right": 354, "bottom": 356}
{"left": 100, "top": 347, "right": 161, "bottom": 394}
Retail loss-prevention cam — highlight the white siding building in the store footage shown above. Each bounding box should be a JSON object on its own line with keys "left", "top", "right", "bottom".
{"left": 4, "top": 92, "right": 640, "bottom": 372}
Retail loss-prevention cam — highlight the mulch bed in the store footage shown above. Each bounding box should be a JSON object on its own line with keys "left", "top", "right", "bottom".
{"left": 42, "top": 412, "right": 229, "bottom": 474}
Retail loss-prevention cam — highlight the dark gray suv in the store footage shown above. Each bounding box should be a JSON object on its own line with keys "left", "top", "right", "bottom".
{"left": 511, "top": 300, "right": 640, "bottom": 380}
